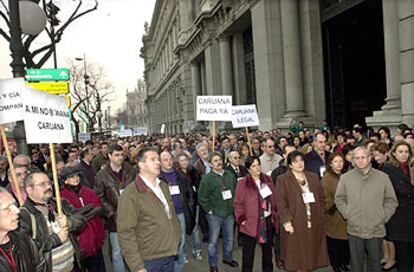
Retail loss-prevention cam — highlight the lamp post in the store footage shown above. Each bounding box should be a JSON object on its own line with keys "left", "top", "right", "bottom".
{"left": 75, "top": 54, "right": 90, "bottom": 131}
{"left": 9, "top": 0, "right": 46, "bottom": 155}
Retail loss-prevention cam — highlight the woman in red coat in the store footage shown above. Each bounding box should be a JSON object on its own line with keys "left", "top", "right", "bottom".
{"left": 234, "top": 156, "right": 278, "bottom": 272}
{"left": 275, "top": 150, "right": 329, "bottom": 271}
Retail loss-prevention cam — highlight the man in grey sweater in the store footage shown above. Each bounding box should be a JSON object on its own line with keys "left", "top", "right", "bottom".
{"left": 335, "top": 147, "right": 398, "bottom": 272}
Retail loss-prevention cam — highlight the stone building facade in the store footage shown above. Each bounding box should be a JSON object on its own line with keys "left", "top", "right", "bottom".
{"left": 141, "top": 0, "right": 414, "bottom": 134}
{"left": 126, "top": 79, "right": 148, "bottom": 129}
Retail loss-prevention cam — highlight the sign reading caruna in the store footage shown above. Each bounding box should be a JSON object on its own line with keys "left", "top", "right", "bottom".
{"left": 196, "top": 95, "right": 232, "bottom": 121}
{"left": 231, "top": 104, "right": 260, "bottom": 128}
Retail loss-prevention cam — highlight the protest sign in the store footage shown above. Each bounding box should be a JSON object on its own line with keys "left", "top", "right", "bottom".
{"left": 196, "top": 96, "right": 232, "bottom": 121}
{"left": 23, "top": 87, "right": 72, "bottom": 144}
{"left": 78, "top": 132, "right": 91, "bottom": 142}
{"left": 119, "top": 129, "right": 133, "bottom": 138}
{"left": 161, "top": 123, "right": 166, "bottom": 134}
{"left": 231, "top": 104, "right": 260, "bottom": 128}
{"left": 134, "top": 127, "right": 148, "bottom": 135}
{"left": 0, "top": 78, "right": 25, "bottom": 124}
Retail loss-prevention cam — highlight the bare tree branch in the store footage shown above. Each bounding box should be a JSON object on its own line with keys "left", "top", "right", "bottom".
{"left": 0, "top": 0, "right": 8, "bottom": 14}
{"left": 0, "top": 27, "right": 9, "bottom": 41}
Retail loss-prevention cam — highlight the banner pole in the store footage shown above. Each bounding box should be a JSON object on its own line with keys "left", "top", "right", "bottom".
{"left": 245, "top": 127, "right": 253, "bottom": 156}
{"left": 49, "top": 143, "right": 63, "bottom": 216}
{"left": 0, "top": 125, "right": 23, "bottom": 206}
{"left": 212, "top": 121, "right": 216, "bottom": 151}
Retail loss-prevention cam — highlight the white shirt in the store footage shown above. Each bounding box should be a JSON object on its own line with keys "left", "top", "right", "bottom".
{"left": 140, "top": 175, "right": 171, "bottom": 219}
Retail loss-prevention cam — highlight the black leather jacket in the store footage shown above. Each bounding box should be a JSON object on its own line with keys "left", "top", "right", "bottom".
{"left": 0, "top": 231, "right": 47, "bottom": 272}
{"left": 19, "top": 198, "right": 87, "bottom": 272}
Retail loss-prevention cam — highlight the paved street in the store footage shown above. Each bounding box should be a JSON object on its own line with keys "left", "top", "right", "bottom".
{"left": 184, "top": 238, "right": 331, "bottom": 272}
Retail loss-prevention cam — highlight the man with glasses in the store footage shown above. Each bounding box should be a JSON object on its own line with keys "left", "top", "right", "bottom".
{"left": 225, "top": 151, "right": 247, "bottom": 181}
{"left": 6, "top": 164, "right": 29, "bottom": 203}
{"left": 335, "top": 147, "right": 398, "bottom": 272}
{"left": 260, "top": 139, "right": 283, "bottom": 175}
{"left": 304, "top": 133, "right": 331, "bottom": 177}
{"left": 19, "top": 172, "right": 86, "bottom": 272}
{"left": 0, "top": 186, "right": 46, "bottom": 271}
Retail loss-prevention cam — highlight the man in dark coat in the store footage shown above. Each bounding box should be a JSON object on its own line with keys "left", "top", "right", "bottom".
{"left": 304, "top": 133, "right": 331, "bottom": 177}
{"left": 95, "top": 144, "right": 137, "bottom": 272}
{"left": 79, "top": 147, "right": 96, "bottom": 188}
{"left": 224, "top": 151, "right": 247, "bottom": 181}
{"left": 0, "top": 187, "right": 47, "bottom": 271}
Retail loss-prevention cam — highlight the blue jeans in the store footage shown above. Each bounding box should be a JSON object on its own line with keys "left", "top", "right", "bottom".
{"left": 207, "top": 214, "right": 234, "bottom": 266}
{"left": 192, "top": 206, "right": 202, "bottom": 257}
{"left": 144, "top": 256, "right": 176, "bottom": 272}
{"left": 174, "top": 213, "right": 186, "bottom": 272}
{"left": 110, "top": 232, "right": 126, "bottom": 272}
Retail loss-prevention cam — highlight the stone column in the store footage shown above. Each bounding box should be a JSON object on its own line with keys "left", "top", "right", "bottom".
{"left": 280, "top": 0, "right": 306, "bottom": 118}
{"left": 232, "top": 33, "right": 247, "bottom": 105}
{"left": 204, "top": 40, "right": 222, "bottom": 95}
{"left": 382, "top": 0, "right": 401, "bottom": 112}
{"left": 219, "top": 35, "right": 234, "bottom": 96}
{"left": 191, "top": 62, "right": 201, "bottom": 115}
{"left": 399, "top": 1, "right": 414, "bottom": 126}
{"left": 251, "top": 0, "right": 285, "bottom": 130}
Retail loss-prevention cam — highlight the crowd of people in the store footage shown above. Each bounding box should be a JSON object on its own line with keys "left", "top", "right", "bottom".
{"left": 0, "top": 121, "right": 413, "bottom": 272}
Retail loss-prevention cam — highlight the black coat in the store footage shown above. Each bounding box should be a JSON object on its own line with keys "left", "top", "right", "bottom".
{"left": 19, "top": 198, "right": 87, "bottom": 271}
{"left": 381, "top": 164, "right": 414, "bottom": 241}
{"left": 224, "top": 164, "right": 247, "bottom": 180}
{"left": 160, "top": 170, "right": 195, "bottom": 235}
{"left": 304, "top": 150, "right": 331, "bottom": 177}
{"left": 0, "top": 231, "right": 47, "bottom": 272}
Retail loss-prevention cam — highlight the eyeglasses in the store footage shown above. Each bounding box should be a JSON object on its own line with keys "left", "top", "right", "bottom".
{"left": 0, "top": 202, "right": 18, "bottom": 213}
{"left": 32, "top": 180, "right": 52, "bottom": 188}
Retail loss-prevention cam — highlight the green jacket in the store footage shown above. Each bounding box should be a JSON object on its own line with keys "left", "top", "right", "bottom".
{"left": 92, "top": 153, "right": 108, "bottom": 172}
{"left": 198, "top": 170, "right": 237, "bottom": 218}
{"left": 335, "top": 167, "right": 398, "bottom": 239}
{"left": 117, "top": 175, "right": 180, "bottom": 271}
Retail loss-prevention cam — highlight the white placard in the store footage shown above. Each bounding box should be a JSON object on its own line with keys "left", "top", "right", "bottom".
{"left": 23, "top": 87, "right": 72, "bottom": 144}
{"left": 196, "top": 96, "right": 232, "bottom": 121}
{"left": 161, "top": 123, "right": 166, "bottom": 134}
{"left": 0, "top": 78, "right": 25, "bottom": 124}
{"left": 231, "top": 104, "right": 260, "bottom": 128}
{"left": 134, "top": 127, "right": 148, "bottom": 135}
{"left": 78, "top": 132, "right": 91, "bottom": 142}
{"left": 119, "top": 129, "right": 132, "bottom": 138}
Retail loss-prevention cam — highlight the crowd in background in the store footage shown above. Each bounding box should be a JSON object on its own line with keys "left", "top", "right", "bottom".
{"left": 0, "top": 120, "right": 413, "bottom": 272}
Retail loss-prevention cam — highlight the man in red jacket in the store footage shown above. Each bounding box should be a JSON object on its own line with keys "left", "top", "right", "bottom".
{"left": 60, "top": 166, "right": 106, "bottom": 272}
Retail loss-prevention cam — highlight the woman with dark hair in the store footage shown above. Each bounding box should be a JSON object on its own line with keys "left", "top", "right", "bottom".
{"left": 380, "top": 141, "right": 414, "bottom": 272}
{"left": 233, "top": 156, "right": 278, "bottom": 272}
{"left": 292, "top": 136, "right": 302, "bottom": 149}
{"left": 275, "top": 151, "right": 329, "bottom": 271}
{"left": 321, "top": 153, "right": 350, "bottom": 272}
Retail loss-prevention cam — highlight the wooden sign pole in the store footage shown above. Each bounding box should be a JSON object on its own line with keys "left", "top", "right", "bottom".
{"left": 49, "top": 143, "right": 62, "bottom": 216}
{"left": 0, "top": 126, "right": 23, "bottom": 206}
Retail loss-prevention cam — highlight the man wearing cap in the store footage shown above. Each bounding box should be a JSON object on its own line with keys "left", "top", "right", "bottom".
{"left": 60, "top": 167, "right": 106, "bottom": 271}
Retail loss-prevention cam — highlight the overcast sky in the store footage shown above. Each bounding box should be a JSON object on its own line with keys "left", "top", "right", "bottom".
{"left": 0, "top": 0, "right": 156, "bottom": 111}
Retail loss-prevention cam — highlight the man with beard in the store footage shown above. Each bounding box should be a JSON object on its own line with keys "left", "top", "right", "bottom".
{"left": 60, "top": 167, "right": 106, "bottom": 271}
{"left": 0, "top": 187, "right": 46, "bottom": 271}
{"left": 19, "top": 172, "right": 86, "bottom": 272}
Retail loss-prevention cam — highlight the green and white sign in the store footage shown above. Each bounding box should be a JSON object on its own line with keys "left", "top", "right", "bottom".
{"left": 25, "top": 68, "right": 70, "bottom": 81}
